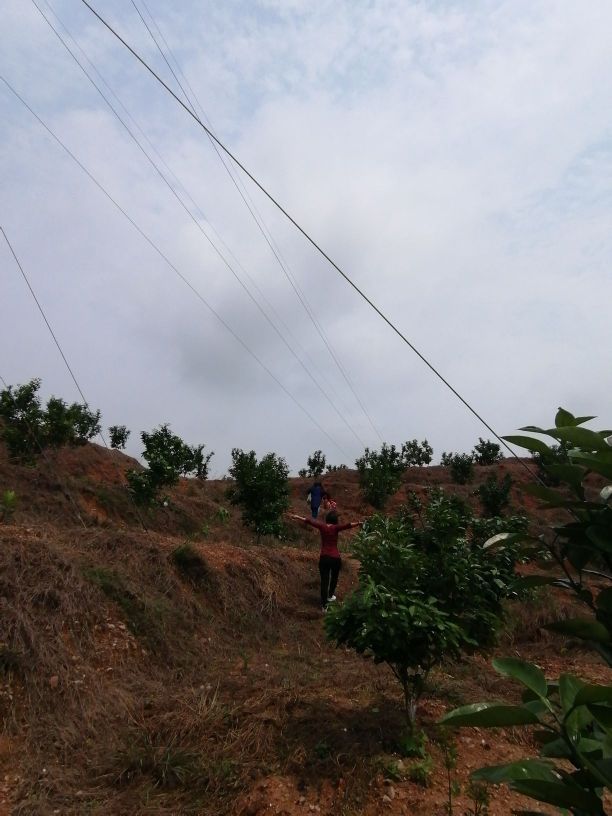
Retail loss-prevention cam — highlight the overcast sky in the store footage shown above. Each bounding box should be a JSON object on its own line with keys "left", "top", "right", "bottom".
{"left": 1, "top": 0, "right": 611, "bottom": 475}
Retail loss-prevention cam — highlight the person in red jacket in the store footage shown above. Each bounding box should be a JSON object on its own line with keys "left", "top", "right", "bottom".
{"left": 290, "top": 510, "right": 364, "bottom": 610}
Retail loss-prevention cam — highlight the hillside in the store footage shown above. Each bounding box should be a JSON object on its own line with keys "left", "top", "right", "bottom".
{"left": 0, "top": 443, "right": 607, "bottom": 815}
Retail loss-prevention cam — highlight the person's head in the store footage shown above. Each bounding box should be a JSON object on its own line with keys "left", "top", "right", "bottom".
{"left": 325, "top": 510, "right": 338, "bottom": 524}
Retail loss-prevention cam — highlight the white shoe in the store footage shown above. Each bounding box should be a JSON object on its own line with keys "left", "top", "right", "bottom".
{"left": 327, "top": 595, "right": 337, "bottom": 602}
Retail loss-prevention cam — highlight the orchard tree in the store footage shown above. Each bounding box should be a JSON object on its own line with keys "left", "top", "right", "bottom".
{"left": 441, "top": 452, "right": 474, "bottom": 484}
{"left": 472, "top": 438, "right": 503, "bottom": 465}
{"left": 442, "top": 408, "right": 612, "bottom": 816}
{"left": 109, "top": 425, "right": 130, "bottom": 450}
{"left": 228, "top": 449, "right": 289, "bottom": 541}
{"left": 0, "top": 378, "right": 100, "bottom": 463}
{"left": 326, "top": 493, "right": 519, "bottom": 729}
{"left": 355, "top": 443, "right": 406, "bottom": 509}
{"left": 476, "top": 473, "right": 512, "bottom": 517}
{"left": 306, "top": 450, "right": 326, "bottom": 478}
{"left": 402, "top": 439, "right": 433, "bottom": 466}
{"left": 127, "top": 424, "right": 213, "bottom": 504}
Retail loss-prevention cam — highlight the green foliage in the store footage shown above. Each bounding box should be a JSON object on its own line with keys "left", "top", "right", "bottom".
{"left": 441, "top": 408, "right": 612, "bottom": 815}
{"left": 472, "top": 438, "right": 503, "bottom": 466}
{"left": 0, "top": 378, "right": 100, "bottom": 463}
{"left": 355, "top": 443, "right": 406, "bottom": 509}
{"left": 326, "top": 463, "right": 348, "bottom": 472}
{"left": 407, "top": 755, "right": 434, "bottom": 787}
{"left": 298, "top": 468, "right": 307, "bottom": 477}
{"left": 476, "top": 473, "right": 513, "bottom": 517}
{"left": 115, "top": 736, "right": 205, "bottom": 789}
{"left": 306, "top": 450, "right": 326, "bottom": 477}
{"left": 441, "top": 659, "right": 611, "bottom": 814}
{"left": 127, "top": 424, "right": 213, "bottom": 505}
{"left": 216, "top": 506, "right": 230, "bottom": 524}
{"left": 402, "top": 439, "right": 434, "bottom": 467}
{"left": 228, "top": 449, "right": 289, "bottom": 539}
{"left": 441, "top": 452, "right": 475, "bottom": 484}
{"left": 325, "top": 495, "right": 518, "bottom": 727}
{"left": 109, "top": 424, "right": 130, "bottom": 450}
{"left": 0, "top": 489, "right": 17, "bottom": 522}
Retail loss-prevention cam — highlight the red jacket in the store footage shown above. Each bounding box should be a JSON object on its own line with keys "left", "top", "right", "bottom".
{"left": 304, "top": 517, "right": 353, "bottom": 558}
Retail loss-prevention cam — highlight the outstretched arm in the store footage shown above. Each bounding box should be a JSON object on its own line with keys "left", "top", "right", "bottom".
{"left": 288, "top": 513, "right": 321, "bottom": 529}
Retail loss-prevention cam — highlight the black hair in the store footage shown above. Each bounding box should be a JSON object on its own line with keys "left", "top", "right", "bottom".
{"left": 326, "top": 510, "right": 338, "bottom": 524}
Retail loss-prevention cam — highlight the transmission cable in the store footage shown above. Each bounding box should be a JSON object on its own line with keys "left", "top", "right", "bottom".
{"left": 129, "top": 0, "right": 383, "bottom": 443}
{"left": 1, "top": 76, "right": 350, "bottom": 459}
{"left": 1, "top": 226, "right": 149, "bottom": 530}
{"left": 33, "top": 0, "right": 365, "bottom": 453}
{"left": 78, "top": 0, "right": 540, "bottom": 473}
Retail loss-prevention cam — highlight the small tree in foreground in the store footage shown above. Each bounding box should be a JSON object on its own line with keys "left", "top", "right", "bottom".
{"left": 325, "top": 495, "right": 519, "bottom": 730}
{"left": 228, "top": 449, "right": 289, "bottom": 540}
{"left": 441, "top": 408, "right": 612, "bottom": 815}
{"left": 109, "top": 425, "right": 130, "bottom": 450}
{"left": 476, "top": 473, "right": 512, "bottom": 517}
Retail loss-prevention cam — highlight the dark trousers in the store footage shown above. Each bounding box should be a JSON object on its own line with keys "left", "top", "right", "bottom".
{"left": 319, "top": 556, "right": 341, "bottom": 606}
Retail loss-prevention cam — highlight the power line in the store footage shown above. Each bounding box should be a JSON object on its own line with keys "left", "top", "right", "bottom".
{"left": 0, "top": 225, "right": 149, "bottom": 530}
{"left": 0, "top": 75, "right": 350, "bottom": 459}
{"left": 129, "top": 0, "right": 383, "bottom": 444}
{"left": 78, "top": 0, "right": 536, "bottom": 471}
{"left": 31, "top": 0, "right": 365, "bottom": 452}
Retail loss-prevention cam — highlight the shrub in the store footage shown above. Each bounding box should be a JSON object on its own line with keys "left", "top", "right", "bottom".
{"left": 476, "top": 473, "right": 512, "bottom": 517}
{"left": 441, "top": 452, "right": 474, "bottom": 484}
{"left": 109, "top": 425, "right": 130, "bottom": 450}
{"left": 306, "top": 450, "right": 326, "bottom": 477}
{"left": 401, "top": 439, "right": 433, "bottom": 466}
{"left": 325, "top": 497, "right": 518, "bottom": 729}
{"left": 228, "top": 449, "right": 289, "bottom": 540}
{"left": 0, "top": 490, "right": 17, "bottom": 523}
{"left": 441, "top": 407, "right": 612, "bottom": 815}
{"left": 0, "top": 378, "right": 100, "bottom": 463}
{"left": 355, "top": 443, "right": 406, "bottom": 509}
{"left": 127, "top": 424, "right": 213, "bottom": 505}
{"left": 472, "top": 438, "right": 503, "bottom": 465}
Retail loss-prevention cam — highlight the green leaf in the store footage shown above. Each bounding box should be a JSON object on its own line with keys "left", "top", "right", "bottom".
{"left": 575, "top": 415, "right": 597, "bottom": 426}
{"left": 493, "top": 658, "right": 548, "bottom": 699}
{"left": 545, "top": 464, "right": 586, "bottom": 492}
{"left": 548, "top": 426, "right": 610, "bottom": 452}
{"left": 503, "top": 435, "right": 552, "bottom": 455}
{"left": 522, "top": 483, "right": 569, "bottom": 507}
{"left": 510, "top": 779, "right": 603, "bottom": 811}
{"left": 559, "top": 674, "right": 584, "bottom": 713}
{"left": 573, "top": 684, "right": 612, "bottom": 707}
{"left": 545, "top": 618, "right": 611, "bottom": 644}
{"left": 519, "top": 426, "right": 548, "bottom": 434}
{"left": 588, "top": 704, "right": 612, "bottom": 728}
{"left": 570, "top": 454, "right": 612, "bottom": 479}
{"left": 555, "top": 408, "right": 576, "bottom": 428}
{"left": 473, "top": 759, "right": 559, "bottom": 784}
{"left": 440, "top": 702, "right": 540, "bottom": 728}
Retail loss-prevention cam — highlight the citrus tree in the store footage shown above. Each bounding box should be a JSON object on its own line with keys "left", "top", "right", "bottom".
{"left": 228, "top": 449, "right": 289, "bottom": 541}
{"left": 325, "top": 491, "right": 520, "bottom": 729}
{"left": 355, "top": 443, "right": 406, "bottom": 509}
{"left": 441, "top": 408, "right": 612, "bottom": 815}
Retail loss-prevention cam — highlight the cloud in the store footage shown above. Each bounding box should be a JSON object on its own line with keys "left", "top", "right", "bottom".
{"left": 1, "top": 0, "right": 611, "bottom": 474}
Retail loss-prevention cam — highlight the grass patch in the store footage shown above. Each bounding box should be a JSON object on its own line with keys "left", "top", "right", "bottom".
{"left": 114, "top": 738, "right": 205, "bottom": 789}
{"left": 83, "top": 567, "right": 169, "bottom": 651}
{"left": 170, "top": 543, "right": 212, "bottom": 587}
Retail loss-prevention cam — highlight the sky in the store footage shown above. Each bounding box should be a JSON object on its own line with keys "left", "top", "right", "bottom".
{"left": 1, "top": 0, "right": 611, "bottom": 476}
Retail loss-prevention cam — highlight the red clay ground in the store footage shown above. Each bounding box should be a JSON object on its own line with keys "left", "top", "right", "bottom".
{"left": 0, "top": 443, "right": 609, "bottom": 815}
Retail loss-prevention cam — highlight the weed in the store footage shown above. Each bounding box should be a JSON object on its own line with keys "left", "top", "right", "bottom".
{"left": 115, "top": 738, "right": 204, "bottom": 789}
{"left": 396, "top": 729, "right": 428, "bottom": 758}
{"left": 464, "top": 779, "right": 490, "bottom": 815}
{"left": 0, "top": 489, "right": 17, "bottom": 522}
{"left": 314, "top": 740, "right": 331, "bottom": 760}
{"left": 407, "top": 755, "right": 433, "bottom": 787}
{"left": 216, "top": 506, "right": 230, "bottom": 524}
